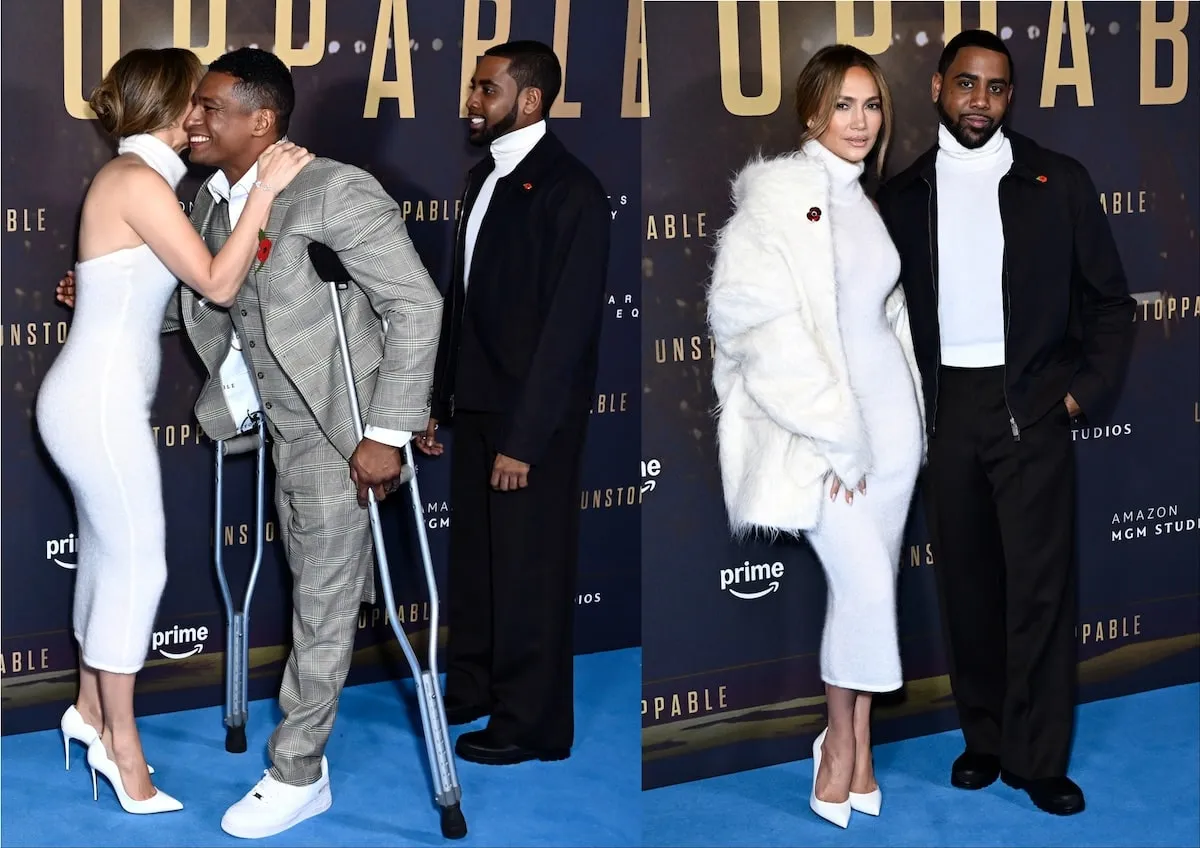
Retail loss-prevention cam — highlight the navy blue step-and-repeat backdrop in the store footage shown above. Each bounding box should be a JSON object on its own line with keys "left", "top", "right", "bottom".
{"left": 2, "top": 0, "right": 643, "bottom": 734}
{"left": 641, "top": 0, "right": 1199, "bottom": 789}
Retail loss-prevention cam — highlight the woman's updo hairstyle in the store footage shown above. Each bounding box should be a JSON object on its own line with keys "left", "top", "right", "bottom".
{"left": 88, "top": 47, "right": 203, "bottom": 139}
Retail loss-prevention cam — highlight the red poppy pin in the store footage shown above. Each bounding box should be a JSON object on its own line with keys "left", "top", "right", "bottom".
{"left": 1036, "top": 175, "right": 1048, "bottom": 183}
{"left": 522, "top": 182, "right": 534, "bottom": 191}
{"left": 807, "top": 206, "right": 822, "bottom": 222}
{"left": 254, "top": 229, "right": 272, "bottom": 276}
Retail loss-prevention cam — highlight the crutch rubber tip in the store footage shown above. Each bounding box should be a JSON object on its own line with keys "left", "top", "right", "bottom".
{"left": 225, "top": 725, "right": 248, "bottom": 753}
{"left": 439, "top": 803, "right": 467, "bottom": 840}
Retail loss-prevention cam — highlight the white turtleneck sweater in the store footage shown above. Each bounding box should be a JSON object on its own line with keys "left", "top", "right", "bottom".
{"left": 464, "top": 119, "right": 547, "bottom": 291}
{"left": 934, "top": 124, "right": 1013, "bottom": 367}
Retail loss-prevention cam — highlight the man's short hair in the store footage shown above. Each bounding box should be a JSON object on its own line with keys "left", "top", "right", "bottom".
{"left": 484, "top": 40, "right": 562, "bottom": 114}
{"left": 937, "top": 29, "right": 1015, "bottom": 87}
{"left": 208, "top": 47, "right": 296, "bottom": 136}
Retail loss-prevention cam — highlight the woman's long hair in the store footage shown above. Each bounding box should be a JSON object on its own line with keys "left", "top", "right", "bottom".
{"left": 794, "top": 44, "right": 894, "bottom": 178}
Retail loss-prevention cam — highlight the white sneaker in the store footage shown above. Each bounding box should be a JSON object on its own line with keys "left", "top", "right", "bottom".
{"left": 220, "top": 756, "right": 332, "bottom": 839}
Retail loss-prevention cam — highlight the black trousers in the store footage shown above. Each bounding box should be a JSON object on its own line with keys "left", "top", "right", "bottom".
{"left": 925, "top": 366, "right": 1078, "bottom": 781}
{"left": 445, "top": 409, "right": 588, "bottom": 751}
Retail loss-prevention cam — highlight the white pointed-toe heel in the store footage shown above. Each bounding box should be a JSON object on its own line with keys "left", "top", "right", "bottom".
{"left": 87, "top": 740, "right": 182, "bottom": 814}
{"left": 61, "top": 706, "right": 98, "bottom": 770}
{"left": 849, "top": 787, "right": 881, "bottom": 816}
{"left": 60, "top": 706, "right": 153, "bottom": 775}
{"left": 809, "top": 728, "right": 851, "bottom": 828}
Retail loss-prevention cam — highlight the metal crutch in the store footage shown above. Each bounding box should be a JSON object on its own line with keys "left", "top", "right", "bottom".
{"left": 212, "top": 413, "right": 269, "bottom": 754}
{"left": 308, "top": 242, "right": 467, "bottom": 841}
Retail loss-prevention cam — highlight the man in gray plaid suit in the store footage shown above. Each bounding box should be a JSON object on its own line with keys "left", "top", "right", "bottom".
{"left": 175, "top": 49, "right": 441, "bottom": 839}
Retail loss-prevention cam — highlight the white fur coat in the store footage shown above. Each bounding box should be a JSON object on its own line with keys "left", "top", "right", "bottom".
{"left": 706, "top": 152, "right": 925, "bottom": 538}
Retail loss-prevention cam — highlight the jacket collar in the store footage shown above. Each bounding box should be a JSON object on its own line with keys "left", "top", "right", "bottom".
{"left": 468, "top": 128, "right": 567, "bottom": 186}
{"left": 889, "top": 127, "right": 1047, "bottom": 190}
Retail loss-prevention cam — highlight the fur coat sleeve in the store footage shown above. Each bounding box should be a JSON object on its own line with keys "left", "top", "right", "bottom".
{"left": 707, "top": 154, "right": 872, "bottom": 490}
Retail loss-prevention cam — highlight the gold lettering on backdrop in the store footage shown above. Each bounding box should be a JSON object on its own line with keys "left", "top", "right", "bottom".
{"left": 908, "top": 543, "right": 934, "bottom": 567}
{"left": 223, "top": 521, "right": 277, "bottom": 545}
{"left": 645, "top": 213, "right": 707, "bottom": 240}
{"left": 550, "top": 0, "right": 582, "bottom": 118}
{"left": 460, "top": 0, "right": 513, "bottom": 118}
{"left": 275, "top": 0, "right": 327, "bottom": 68}
{"left": 834, "top": 0, "right": 892, "bottom": 56}
{"left": 1099, "top": 191, "right": 1147, "bottom": 215}
{"left": 1135, "top": 295, "right": 1200, "bottom": 322}
{"left": 63, "top": 0, "right": 120, "bottom": 120}
{"left": 1041, "top": 0, "right": 1094, "bottom": 107}
{"left": 0, "top": 648, "right": 52, "bottom": 676}
{"left": 717, "top": 1, "right": 781, "bottom": 116}
{"left": 400, "top": 199, "right": 458, "bottom": 222}
{"left": 592, "top": 392, "right": 628, "bottom": 414}
{"left": 6, "top": 208, "right": 47, "bottom": 232}
{"left": 358, "top": 602, "right": 432, "bottom": 630}
{"left": 622, "top": 0, "right": 649, "bottom": 117}
{"left": 2, "top": 322, "right": 70, "bottom": 347}
{"left": 1078, "top": 614, "right": 1141, "bottom": 645}
{"left": 151, "top": 424, "right": 203, "bottom": 448}
{"left": 173, "top": 0, "right": 227, "bottom": 65}
{"left": 1141, "top": 1, "right": 1190, "bottom": 106}
{"left": 653, "top": 335, "right": 716, "bottom": 364}
{"left": 365, "top": 0, "right": 416, "bottom": 119}
{"left": 642, "top": 685, "right": 729, "bottom": 721}
{"left": 580, "top": 485, "right": 643, "bottom": 509}
{"left": 942, "top": 1, "right": 998, "bottom": 41}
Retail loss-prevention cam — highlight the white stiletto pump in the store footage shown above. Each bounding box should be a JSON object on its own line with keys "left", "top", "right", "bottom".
{"left": 87, "top": 740, "right": 182, "bottom": 814}
{"left": 849, "top": 787, "right": 881, "bottom": 816}
{"left": 809, "top": 728, "right": 851, "bottom": 828}
{"left": 60, "top": 706, "right": 153, "bottom": 775}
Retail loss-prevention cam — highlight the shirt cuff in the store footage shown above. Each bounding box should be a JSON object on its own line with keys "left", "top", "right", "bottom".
{"left": 363, "top": 425, "right": 411, "bottom": 448}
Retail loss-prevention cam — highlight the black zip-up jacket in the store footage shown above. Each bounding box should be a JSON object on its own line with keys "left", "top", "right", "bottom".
{"left": 876, "top": 129, "right": 1135, "bottom": 439}
{"left": 431, "top": 130, "right": 611, "bottom": 465}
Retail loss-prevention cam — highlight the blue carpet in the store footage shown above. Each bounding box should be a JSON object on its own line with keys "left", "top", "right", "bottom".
{"left": 0, "top": 648, "right": 640, "bottom": 847}
{"left": 644, "top": 682, "right": 1200, "bottom": 847}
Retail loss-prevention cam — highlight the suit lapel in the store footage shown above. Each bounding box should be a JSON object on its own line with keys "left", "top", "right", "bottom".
{"left": 256, "top": 190, "right": 298, "bottom": 307}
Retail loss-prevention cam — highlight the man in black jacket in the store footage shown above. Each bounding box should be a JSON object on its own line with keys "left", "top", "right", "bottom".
{"left": 877, "top": 30, "right": 1134, "bottom": 815}
{"left": 414, "top": 40, "right": 611, "bottom": 766}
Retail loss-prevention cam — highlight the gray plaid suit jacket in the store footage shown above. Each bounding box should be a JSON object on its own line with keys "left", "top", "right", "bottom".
{"left": 164, "top": 158, "right": 442, "bottom": 459}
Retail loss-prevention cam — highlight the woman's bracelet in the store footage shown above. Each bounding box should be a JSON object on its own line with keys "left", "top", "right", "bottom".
{"left": 253, "top": 180, "right": 275, "bottom": 195}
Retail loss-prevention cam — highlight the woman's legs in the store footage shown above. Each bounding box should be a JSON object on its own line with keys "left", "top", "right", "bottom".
{"left": 97, "top": 670, "right": 155, "bottom": 801}
{"left": 851, "top": 692, "right": 877, "bottom": 794}
{"left": 816, "top": 684, "right": 856, "bottom": 802}
{"left": 75, "top": 660, "right": 104, "bottom": 730}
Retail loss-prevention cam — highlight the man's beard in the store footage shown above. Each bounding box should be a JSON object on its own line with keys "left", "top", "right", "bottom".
{"left": 468, "top": 101, "right": 520, "bottom": 147}
{"left": 936, "top": 97, "right": 1006, "bottom": 149}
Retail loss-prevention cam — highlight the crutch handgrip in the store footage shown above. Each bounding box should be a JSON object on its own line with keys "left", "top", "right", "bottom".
{"left": 220, "top": 433, "right": 261, "bottom": 456}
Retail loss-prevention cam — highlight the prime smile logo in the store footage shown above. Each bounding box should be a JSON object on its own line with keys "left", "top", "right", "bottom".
{"left": 720, "top": 560, "right": 784, "bottom": 600}
{"left": 152, "top": 624, "right": 209, "bottom": 660}
{"left": 46, "top": 534, "right": 78, "bottom": 569}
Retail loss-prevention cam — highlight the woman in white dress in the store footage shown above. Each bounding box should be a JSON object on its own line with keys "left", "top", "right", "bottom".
{"left": 707, "top": 45, "right": 925, "bottom": 829}
{"left": 36, "top": 47, "right": 312, "bottom": 814}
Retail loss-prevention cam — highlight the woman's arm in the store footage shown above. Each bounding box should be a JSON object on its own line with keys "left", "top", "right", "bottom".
{"left": 122, "top": 143, "right": 313, "bottom": 306}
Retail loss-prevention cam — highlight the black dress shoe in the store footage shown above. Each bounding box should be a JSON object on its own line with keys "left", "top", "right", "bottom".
{"left": 1001, "top": 770, "right": 1085, "bottom": 815}
{"left": 444, "top": 700, "right": 489, "bottom": 726}
{"left": 951, "top": 750, "right": 1001, "bottom": 789}
{"left": 454, "top": 728, "right": 570, "bottom": 766}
